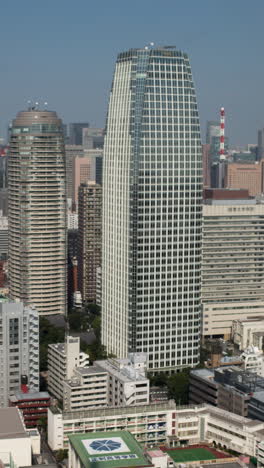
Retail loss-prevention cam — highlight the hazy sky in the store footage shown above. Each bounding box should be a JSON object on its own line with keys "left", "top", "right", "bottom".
{"left": 1, "top": 0, "right": 263, "bottom": 146}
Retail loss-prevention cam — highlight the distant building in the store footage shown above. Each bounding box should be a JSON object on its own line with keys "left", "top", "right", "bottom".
{"left": 9, "top": 391, "right": 50, "bottom": 428}
{"left": 225, "top": 161, "right": 264, "bottom": 196}
{"left": 83, "top": 148, "right": 103, "bottom": 185}
{"left": 202, "top": 189, "right": 264, "bottom": 338}
{"left": 202, "top": 143, "right": 211, "bottom": 187}
{"left": 72, "top": 156, "right": 96, "bottom": 206}
{"left": 78, "top": 182, "right": 102, "bottom": 303}
{"left": 67, "top": 210, "right": 78, "bottom": 230}
{"left": 65, "top": 145, "right": 83, "bottom": 203}
{"left": 0, "top": 300, "right": 39, "bottom": 407}
{"left": 48, "top": 336, "right": 89, "bottom": 400}
{"left": 69, "top": 123, "right": 89, "bottom": 146}
{"left": 82, "top": 128, "right": 104, "bottom": 150}
{"left": 258, "top": 128, "right": 264, "bottom": 161}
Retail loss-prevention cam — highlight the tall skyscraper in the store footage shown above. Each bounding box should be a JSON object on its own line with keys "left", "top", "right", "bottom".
{"left": 8, "top": 108, "right": 67, "bottom": 315}
{"left": 0, "top": 299, "right": 39, "bottom": 407}
{"left": 78, "top": 182, "right": 102, "bottom": 303}
{"left": 102, "top": 47, "right": 202, "bottom": 372}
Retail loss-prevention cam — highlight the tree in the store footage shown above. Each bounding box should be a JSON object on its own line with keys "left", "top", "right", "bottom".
{"left": 56, "top": 449, "right": 68, "bottom": 462}
{"left": 39, "top": 317, "right": 65, "bottom": 371}
{"left": 167, "top": 369, "right": 190, "bottom": 405}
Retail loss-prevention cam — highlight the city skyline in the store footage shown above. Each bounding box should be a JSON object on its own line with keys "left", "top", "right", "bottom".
{"left": 0, "top": 0, "right": 264, "bottom": 145}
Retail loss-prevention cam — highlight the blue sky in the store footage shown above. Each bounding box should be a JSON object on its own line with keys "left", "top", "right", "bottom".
{"left": 0, "top": 0, "right": 263, "bottom": 145}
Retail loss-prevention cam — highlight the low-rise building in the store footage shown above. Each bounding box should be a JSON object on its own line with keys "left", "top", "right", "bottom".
{"left": 9, "top": 391, "right": 51, "bottom": 428}
{"left": 189, "top": 367, "right": 256, "bottom": 417}
{"left": 95, "top": 354, "right": 149, "bottom": 407}
{"left": 0, "top": 300, "right": 39, "bottom": 407}
{"left": 63, "top": 354, "right": 149, "bottom": 411}
{"left": 48, "top": 401, "right": 264, "bottom": 457}
{"left": 68, "top": 431, "right": 150, "bottom": 468}
{"left": 0, "top": 408, "right": 35, "bottom": 467}
{"left": 63, "top": 366, "right": 109, "bottom": 412}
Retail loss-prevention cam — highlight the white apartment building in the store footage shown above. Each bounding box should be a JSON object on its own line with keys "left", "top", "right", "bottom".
{"left": 240, "top": 346, "right": 264, "bottom": 376}
{"left": 63, "top": 366, "right": 109, "bottom": 412}
{"left": 62, "top": 353, "right": 149, "bottom": 411}
{"left": 95, "top": 354, "right": 149, "bottom": 407}
{"left": 202, "top": 199, "right": 264, "bottom": 338}
{"left": 48, "top": 401, "right": 264, "bottom": 456}
{"left": 48, "top": 336, "right": 89, "bottom": 400}
{"left": 0, "top": 300, "right": 39, "bottom": 407}
{"left": 232, "top": 317, "right": 264, "bottom": 351}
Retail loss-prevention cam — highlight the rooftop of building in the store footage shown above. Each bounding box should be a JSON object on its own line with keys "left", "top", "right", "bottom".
{"left": 95, "top": 356, "right": 148, "bottom": 383}
{"left": 0, "top": 408, "right": 28, "bottom": 439}
{"left": 9, "top": 391, "right": 50, "bottom": 402}
{"left": 68, "top": 430, "right": 151, "bottom": 468}
{"left": 190, "top": 368, "right": 215, "bottom": 380}
{"left": 12, "top": 109, "right": 62, "bottom": 127}
{"left": 250, "top": 390, "right": 264, "bottom": 403}
{"left": 235, "top": 316, "right": 264, "bottom": 323}
{"left": 49, "top": 399, "right": 177, "bottom": 420}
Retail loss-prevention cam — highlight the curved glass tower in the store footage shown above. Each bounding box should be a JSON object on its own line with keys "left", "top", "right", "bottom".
{"left": 8, "top": 109, "right": 67, "bottom": 315}
{"left": 102, "top": 47, "right": 202, "bottom": 372}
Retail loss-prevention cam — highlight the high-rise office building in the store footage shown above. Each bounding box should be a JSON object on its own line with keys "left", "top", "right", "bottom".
{"left": 8, "top": 108, "right": 67, "bottom": 315}
{"left": 102, "top": 47, "right": 202, "bottom": 372}
{"left": 202, "top": 189, "right": 264, "bottom": 339}
{"left": 78, "top": 182, "right": 102, "bottom": 303}
{"left": 0, "top": 299, "right": 39, "bottom": 407}
{"left": 258, "top": 128, "right": 264, "bottom": 161}
{"left": 69, "top": 123, "right": 89, "bottom": 146}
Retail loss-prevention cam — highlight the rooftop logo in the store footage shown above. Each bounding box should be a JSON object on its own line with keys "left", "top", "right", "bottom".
{"left": 82, "top": 437, "right": 130, "bottom": 455}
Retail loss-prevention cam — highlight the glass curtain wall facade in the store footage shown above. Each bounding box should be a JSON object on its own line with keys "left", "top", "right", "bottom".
{"left": 102, "top": 47, "right": 202, "bottom": 372}
{"left": 8, "top": 110, "right": 67, "bottom": 315}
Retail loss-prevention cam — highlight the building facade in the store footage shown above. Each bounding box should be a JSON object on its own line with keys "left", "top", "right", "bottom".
{"left": 48, "top": 401, "right": 264, "bottom": 456}
{"left": 9, "top": 391, "right": 51, "bottom": 428}
{"left": 102, "top": 46, "right": 202, "bottom": 372}
{"left": 225, "top": 161, "right": 264, "bottom": 197}
{"left": 78, "top": 182, "right": 102, "bottom": 303}
{"left": 8, "top": 109, "right": 67, "bottom": 315}
{"left": 65, "top": 145, "right": 84, "bottom": 203}
{"left": 72, "top": 156, "right": 96, "bottom": 206}
{"left": 48, "top": 336, "right": 89, "bottom": 400}
{"left": 0, "top": 300, "right": 39, "bottom": 407}
{"left": 202, "top": 192, "right": 264, "bottom": 338}
{"left": 69, "top": 123, "right": 89, "bottom": 146}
